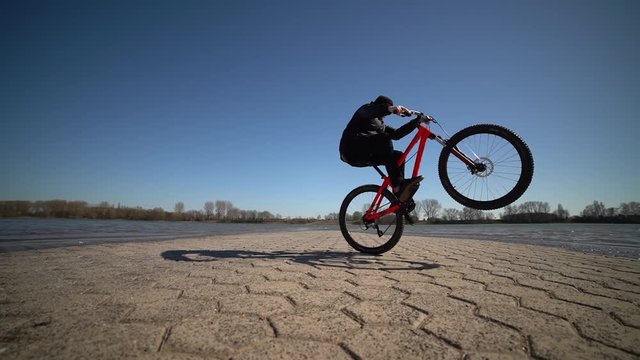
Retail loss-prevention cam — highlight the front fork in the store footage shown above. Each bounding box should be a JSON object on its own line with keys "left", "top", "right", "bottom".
{"left": 433, "top": 133, "right": 484, "bottom": 173}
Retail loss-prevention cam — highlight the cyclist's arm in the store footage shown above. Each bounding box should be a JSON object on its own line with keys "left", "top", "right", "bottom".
{"left": 358, "top": 103, "right": 392, "bottom": 120}
{"left": 354, "top": 103, "right": 392, "bottom": 134}
{"left": 385, "top": 118, "right": 421, "bottom": 140}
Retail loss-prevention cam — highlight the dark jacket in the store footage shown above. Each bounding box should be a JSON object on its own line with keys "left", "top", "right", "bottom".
{"left": 339, "top": 102, "right": 419, "bottom": 166}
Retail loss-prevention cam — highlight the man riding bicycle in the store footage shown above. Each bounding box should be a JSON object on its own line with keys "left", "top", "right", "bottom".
{"left": 339, "top": 95, "right": 423, "bottom": 202}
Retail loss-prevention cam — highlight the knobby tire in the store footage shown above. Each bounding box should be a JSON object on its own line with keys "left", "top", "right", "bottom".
{"left": 438, "top": 124, "right": 534, "bottom": 210}
{"left": 339, "top": 185, "right": 404, "bottom": 254}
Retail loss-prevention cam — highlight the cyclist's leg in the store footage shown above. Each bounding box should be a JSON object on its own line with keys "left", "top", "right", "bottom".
{"left": 377, "top": 147, "right": 422, "bottom": 202}
{"left": 369, "top": 138, "right": 404, "bottom": 188}
{"left": 384, "top": 150, "right": 404, "bottom": 190}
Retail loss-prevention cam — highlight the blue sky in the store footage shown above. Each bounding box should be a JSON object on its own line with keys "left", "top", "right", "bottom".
{"left": 1, "top": 0, "right": 638, "bottom": 218}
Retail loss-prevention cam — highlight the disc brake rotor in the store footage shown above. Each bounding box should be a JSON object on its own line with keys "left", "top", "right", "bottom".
{"left": 474, "top": 157, "right": 494, "bottom": 177}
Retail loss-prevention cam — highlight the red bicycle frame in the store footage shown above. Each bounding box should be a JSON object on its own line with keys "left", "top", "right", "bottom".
{"left": 363, "top": 123, "right": 476, "bottom": 222}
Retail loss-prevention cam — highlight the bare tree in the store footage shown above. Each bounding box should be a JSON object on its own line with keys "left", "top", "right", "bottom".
{"left": 215, "top": 200, "right": 227, "bottom": 219}
{"left": 227, "top": 206, "right": 241, "bottom": 220}
{"left": 517, "top": 201, "right": 550, "bottom": 214}
{"left": 582, "top": 201, "right": 605, "bottom": 217}
{"left": 204, "top": 201, "right": 214, "bottom": 219}
{"left": 619, "top": 202, "right": 640, "bottom": 216}
{"left": 174, "top": 202, "right": 185, "bottom": 214}
{"left": 442, "top": 208, "right": 460, "bottom": 221}
{"left": 501, "top": 204, "right": 518, "bottom": 217}
{"left": 553, "top": 204, "right": 570, "bottom": 220}
{"left": 461, "top": 207, "right": 483, "bottom": 221}
{"left": 324, "top": 212, "right": 339, "bottom": 221}
{"left": 418, "top": 199, "right": 442, "bottom": 220}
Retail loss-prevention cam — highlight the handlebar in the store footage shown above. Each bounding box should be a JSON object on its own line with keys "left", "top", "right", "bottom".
{"left": 401, "top": 110, "right": 436, "bottom": 124}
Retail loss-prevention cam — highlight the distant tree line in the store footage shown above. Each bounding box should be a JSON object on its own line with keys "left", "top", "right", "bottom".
{"left": 0, "top": 200, "right": 170, "bottom": 221}
{"left": 501, "top": 200, "right": 640, "bottom": 223}
{"left": 175, "top": 200, "right": 283, "bottom": 223}
{"left": 2, "top": 199, "right": 638, "bottom": 224}
{"left": 409, "top": 199, "right": 640, "bottom": 224}
{"left": 0, "top": 200, "right": 287, "bottom": 223}
{"left": 572, "top": 200, "right": 640, "bottom": 223}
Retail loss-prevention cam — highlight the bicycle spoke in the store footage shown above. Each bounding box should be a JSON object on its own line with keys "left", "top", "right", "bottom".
{"left": 444, "top": 129, "right": 525, "bottom": 204}
{"left": 342, "top": 187, "right": 400, "bottom": 250}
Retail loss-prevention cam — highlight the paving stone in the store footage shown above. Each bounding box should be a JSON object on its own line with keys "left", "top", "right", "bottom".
{"left": 11, "top": 322, "right": 163, "bottom": 359}
{"left": 611, "top": 310, "right": 640, "bottom": 328}
{"left": 218, "top": 294, "right": 294, "bottom": 317}
{"left": 269, "top": 309, "right": 361, "bottom": 342}
{"left": 462, "top": 351, "right": 530, "bottom": 360}
{"left": 247, "top": 280, "right": 307, "bottom": 296}
{"left": 286, "top": 289, "right": 357, "bottom": 309}
{"left": 262, "top": 270, "right": 316, "bottom": 282}
{"left": 153, "top": 276, "right": 212, "bottom": 290}
{"left": 403, "top": 293, "right": 475, "bottom": 317}
{"left": 164, "top": 313, "right": 272, "bottom": 358}
{"left": 102, "top": 288, "right": 182, "bottom": 305}
{"left": 431, "top": 276, "right": 485, "bottom": 291}
{"left": 2, "top": 230, "right": 639, "bottom": 359}
{"left": 233, "top": 338, "right": 352, "bottom": 360}
{"left": 301, "top": 278, "right": 358, "bottom": 292}
{"left": 422, "top": 313, "right": 524, "bottom": 353}
{"left": 449, "top": 288, "right": 518, "bottom": 307}
{"left": 529, "top": 333, "right": 637, "bottom": 360}
{"left": 485, "top": 283, "right": 550, "bottom": 302}
{"left": 392, "top": 281, "right": 452, "bottom": 296}
{"left": 181, "top": 284, "right": 246, "bottom": 300}
{"left": 343, "top": 301, "right": 426, "bottom": 327}
{"left": 349, "top": 274, "right": 398, "bottom": 287}
{"left": 345, "top": 285, "right": 408, "bottom": 302}
{"left": 384, "top": 272, "right": 434, "bottom": 283}
{"left": 478, "top": 303, "right": 575, "bottom": 337}
{"left": 309, "top": 268, "right": 357, "bottom": 280}
{"left": 345, "top": 326, "right": 460, "bottom": 359}
{"left": 462, "top": 271, "right": 516, "bottom": 286}
{"left": 572, "top": 311, "right": 640, "bottom": 355}
{"left": 214, "top": 273, "right": 267, "bottom": 286}
{"left": 521, "top": 295, "right": 601, "bottom": 321}
{"left": 123, "top": 298, "right": 217, "bottom": 323}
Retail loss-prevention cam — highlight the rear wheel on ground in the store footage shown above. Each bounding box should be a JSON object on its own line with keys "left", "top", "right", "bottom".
{"left": 338, "top": 184, "right": 404, "bottom": 254}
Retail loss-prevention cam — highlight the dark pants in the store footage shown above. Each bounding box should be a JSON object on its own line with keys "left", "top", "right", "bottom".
{"left": 371, "top": 149, "right": 404, "bottom": 189}
{"left": 341, "top": 135, "right": 405, "bottom": 188}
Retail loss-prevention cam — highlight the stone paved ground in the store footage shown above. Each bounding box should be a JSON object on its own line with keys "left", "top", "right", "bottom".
{"left": 0, "top": 231, "right": 639, "bottom": 359}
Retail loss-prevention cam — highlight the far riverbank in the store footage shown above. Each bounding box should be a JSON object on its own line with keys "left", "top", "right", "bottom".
{"left": 1, "top": 219, "right": 638, "bottom": 258}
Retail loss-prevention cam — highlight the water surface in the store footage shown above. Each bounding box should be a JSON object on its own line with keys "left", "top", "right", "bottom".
{"left": 1, "top": 219, "right": 638, "bottom": 258}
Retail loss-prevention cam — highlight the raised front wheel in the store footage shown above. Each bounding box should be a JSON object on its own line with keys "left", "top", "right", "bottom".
{"left": 438, "top": 124, "right": 534, "bottom": 210}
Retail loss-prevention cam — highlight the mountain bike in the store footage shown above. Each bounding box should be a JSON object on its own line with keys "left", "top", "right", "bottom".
{"left": 339, "top": 111, "right": 534, "bottom": 254}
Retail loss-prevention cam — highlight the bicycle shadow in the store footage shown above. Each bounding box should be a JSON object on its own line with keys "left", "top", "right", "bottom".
{"left": 160, "top": 249, "right": 439, "bottom": 272}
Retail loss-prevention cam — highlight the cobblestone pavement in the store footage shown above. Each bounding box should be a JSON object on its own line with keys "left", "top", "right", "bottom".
{"left": 1, "top": 231, "right": 639, "bottom": 359}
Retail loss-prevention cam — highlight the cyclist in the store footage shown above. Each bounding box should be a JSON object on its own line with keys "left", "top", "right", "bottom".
{"left": 339, "top": 95, "right": 424, "bottom": 202}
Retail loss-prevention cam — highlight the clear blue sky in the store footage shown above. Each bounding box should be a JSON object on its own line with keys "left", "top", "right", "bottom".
{"left": 1, "top": 0, "right": 638, "bottom": 218}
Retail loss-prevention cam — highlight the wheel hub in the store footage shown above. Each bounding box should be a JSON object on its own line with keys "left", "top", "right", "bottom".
{"left": 473, "top": 157, "right": 494, "bottom": 177}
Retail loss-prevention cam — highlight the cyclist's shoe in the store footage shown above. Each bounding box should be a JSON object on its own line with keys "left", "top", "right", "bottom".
{"left": 396, "top": 176, "right": 424, "bottom": 202}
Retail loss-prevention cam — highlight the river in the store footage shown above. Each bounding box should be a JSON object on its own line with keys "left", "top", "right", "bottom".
{"left": 0, "top": 219, "right": 638, "bottom": 259}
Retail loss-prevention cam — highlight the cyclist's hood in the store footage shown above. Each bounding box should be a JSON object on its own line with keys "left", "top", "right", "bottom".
{"left": 374, "top": 95, "right": 393, "bottom": 106}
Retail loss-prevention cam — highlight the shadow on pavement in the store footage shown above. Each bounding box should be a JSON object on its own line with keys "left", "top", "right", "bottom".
{"left": 160, "top": 249, "right": 439, "bottom": 271}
